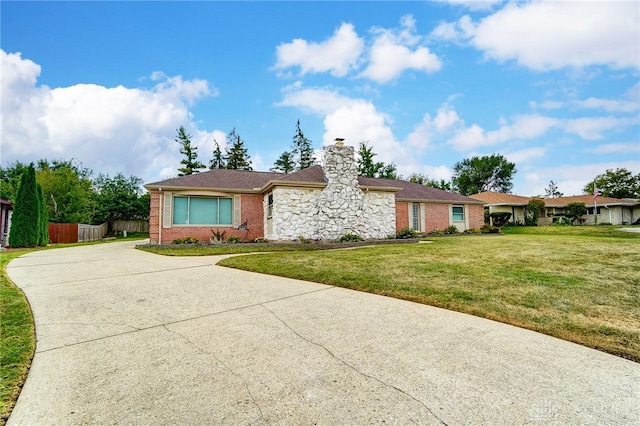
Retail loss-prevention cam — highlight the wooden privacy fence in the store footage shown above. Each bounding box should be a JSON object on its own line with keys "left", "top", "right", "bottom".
{"left": 49, "top": 223, "right": 107, "bottom": 244}
{"left": 113, "top": 220, "right": 149, "bottom": 233}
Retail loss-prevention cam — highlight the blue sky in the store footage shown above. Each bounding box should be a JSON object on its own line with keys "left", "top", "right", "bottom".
{"left": 2, "top": 1, "right": 638, "bottom": 196}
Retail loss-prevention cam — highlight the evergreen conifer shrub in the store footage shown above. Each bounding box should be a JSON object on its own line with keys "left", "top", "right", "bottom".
{"left": 9, "top": 164, "right": 40, "bottom": 247}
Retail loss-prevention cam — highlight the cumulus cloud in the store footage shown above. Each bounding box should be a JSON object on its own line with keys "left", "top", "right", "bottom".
{"left": 473, "top": 1, "right": 640, "bottom": 70}
{"left": 563, "top": 116, "right": 636, "bottom": 140}
{"left": 1, "top": 49, "right": 216, "bottom": 181}
{"left": 406, "top": 104, "right": 463, "bottom": 149}
{"left": 431, "top": 1, "right": 639, "bottom": 71}
{"left": 273, "top": 23, "right": 364, "bottom": 77}
{"left": 360, "top": 15, "right": 441, "bottom": 83}
{"left": 448, "top": 114, "right": 559, "bottom": 151}
{"left": 531, "top": 83, "right": 640, "bottom": 113}
{"left": 435, "top": 0, "right": 501, "bottom": 12}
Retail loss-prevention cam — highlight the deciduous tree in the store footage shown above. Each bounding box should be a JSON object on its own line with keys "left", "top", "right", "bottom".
{"left": 584, "top": 168, "right": 640, "bottom": 199}
{"left": 92, "top": 173, "right": 149, "bottom": 233}
{"left": 452, "top": 154, "right": 516, "bottom": 195}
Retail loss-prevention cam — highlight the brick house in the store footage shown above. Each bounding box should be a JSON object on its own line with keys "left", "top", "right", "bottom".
{"left": 144, "top": 143, "right": 484, "bottom": 244}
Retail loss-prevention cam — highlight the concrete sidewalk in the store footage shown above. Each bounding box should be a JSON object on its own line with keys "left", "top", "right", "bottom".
{"left": 6, "top": 241, "right": 639, "bottom": 425}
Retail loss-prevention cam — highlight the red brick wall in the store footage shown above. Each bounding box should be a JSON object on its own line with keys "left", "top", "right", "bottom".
{"left": 395, "top": 202, "right": 408, "bottom": 230}
{"left": 149, "top": 191, "right": 161, "bottom": 244}
{"left": 467, "top": 204, "right": 484, "bottom": 230}
{"left": 425, "top": 204, "right": 451, "bottom": 232}
{"left": 149, "top": 191, "right": 265, "bottom": 244}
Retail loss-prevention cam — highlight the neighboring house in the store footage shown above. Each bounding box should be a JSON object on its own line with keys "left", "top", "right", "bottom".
{"left": 470, "top": 191, "right": 533, "bottom": 225}
{"left": 145, "top": 143, "right": 484, "bottom": 244}
{"left": 0, "top": 198, "right": 13, "bottom": 248}
{"left": 543, "top": 195, "right": 640, "bottom": 225}
{"left": 470, "top": 191, "right": 640, "bottom": 226}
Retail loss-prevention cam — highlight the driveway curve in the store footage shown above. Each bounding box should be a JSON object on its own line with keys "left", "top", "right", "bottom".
{"left": 7, "top": 240, "right": 639, "bottom": 425}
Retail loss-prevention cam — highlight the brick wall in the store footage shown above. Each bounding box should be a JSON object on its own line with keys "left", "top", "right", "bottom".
{"left": 149, "top": 191, "right": 265, "bottom": 244}
{"left": 425, "top": 203, "right": 451, "bottom": 232}
{"left": 467, "top": 204, "right": 485, "bottom": 230}
{"left": 395, "top": 202, "right": 408, "bottom": 230}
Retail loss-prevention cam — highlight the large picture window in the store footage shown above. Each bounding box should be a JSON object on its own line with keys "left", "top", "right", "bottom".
{"left": 173, "top": 196, "right": 233, "bottom": 225}
{"left": 452, "top": 206, "right": 464, "bottom": 221}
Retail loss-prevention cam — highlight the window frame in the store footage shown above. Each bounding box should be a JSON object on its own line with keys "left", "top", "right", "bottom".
{"left": 411, "top": 203, "right": 420, "bottom": 231}
{"left": 172, "top": 195, "right": 234, "bottom": 226}
{"left": 452, "top": 205, "right": 464, "bottom": 222}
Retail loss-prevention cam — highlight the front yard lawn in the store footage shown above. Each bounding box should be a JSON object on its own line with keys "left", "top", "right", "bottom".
{"left": 218, "top": 226, "right": 640, "bottom": 362}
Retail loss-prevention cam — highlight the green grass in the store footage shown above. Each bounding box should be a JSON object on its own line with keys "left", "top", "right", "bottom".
{"left": 218, "top": 226, "right": 640, "bottom": 362}
{"left": 0, "top": 249, "right": 36, "bottom": 424}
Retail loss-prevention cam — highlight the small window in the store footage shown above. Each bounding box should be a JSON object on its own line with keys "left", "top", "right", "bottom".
{"left": 267, "top": 194, "right": 274, "bottom": 218}
{"left": 412, "top": 203, "right": 420, "bottom": 231}
{"left": 452, "top": 206, "right": 464, "bottom": 221}
{"left": 173, "top": 196, "right": 233, "bottom": 225}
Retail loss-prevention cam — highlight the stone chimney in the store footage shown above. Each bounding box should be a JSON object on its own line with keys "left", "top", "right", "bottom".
{"left": 315, "top": 139, "right": 366, "bottom": 239}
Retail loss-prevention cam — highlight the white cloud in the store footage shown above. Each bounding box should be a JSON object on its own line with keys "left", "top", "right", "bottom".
{"left": 448, "top": 114, "right": 559, "bottom": 151}
{"left": 585, "top": 142, "right": 640, "bottom": 155}
{"left": 276, "top": 84, "right": 360, "bottom": 115}
{"left": 360, "top": 15, "right": 441, "bottom": 83}
{"left": 406, "top": 104, "right": 462, "bottom": 149}
{"left": 531, "top": 84, "right": 640, "bottom": 113}
{"left": 436, "top": 0, "right": 501, "bottom": 12}
{"left": 504, "top": 147, "right": 546, "bottom": 165}
{"left": 470, "top": 1, "right": 640, "bottom": 70}
{"left": 563, "top": 116, "right": 635, "bottom": 140}
{"left": 1, "top": 49, "right": 217, "bottom": 182}
{"left": 273, "top": 23, "right": 364, "bottom": 77}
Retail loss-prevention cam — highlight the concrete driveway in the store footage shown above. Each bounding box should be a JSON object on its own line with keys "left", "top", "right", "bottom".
{"left": 6, "top": 241, "right": 639, "bottom": 425}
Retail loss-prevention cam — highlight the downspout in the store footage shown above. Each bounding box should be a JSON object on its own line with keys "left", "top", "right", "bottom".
{"left": 158, "top": 188, "right": 162, "bottom": 245}
{"left": 604, "top": 205, "right": 611, "bottom": 224}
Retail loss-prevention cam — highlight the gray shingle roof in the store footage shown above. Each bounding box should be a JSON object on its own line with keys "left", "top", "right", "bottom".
{"left": 145, "top": 166, "right": 483, "bottom": 203}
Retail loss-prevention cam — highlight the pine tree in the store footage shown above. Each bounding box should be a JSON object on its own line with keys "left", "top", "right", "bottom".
{"left": 36, "top": 183, "right": 49, "bottom": 245}
{"left": 224, "top": 128, "right": 253, "bottom": 170}
{"left": 9, "top": 164, "right": 40, "bottom": 247}
{"left": 175, "top": 126, "right": 205, "bottom": 176}
{"left": 209, "top": 139, "right": 226, "bottom": 169}
{"left": 545, "top": 180, "right": 563, "bottom": 198}
{"left": 292, "top": 119, "right": 315, "bottom": 170}
{"left": 271, "top": 151, "right": 296, "bottom": 173}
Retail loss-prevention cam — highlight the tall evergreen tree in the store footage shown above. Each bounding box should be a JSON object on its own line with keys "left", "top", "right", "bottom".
{"left": 175, "top": 126, "right": 205, "bottom": 176}
{"left": 292, "top": 119, "right": 315, "bottom": 170}
{"left": 545, "top": 180, "right": 563, "bottom": 198}
{"left": 224, "top": 128, "right": 253, "bottom": 170}
{"left": 36, "top": 183, "right": 49, "bottom": 245}
{"left": 209, "top": 139, "right": 226, "bottom": 169}
{"left": 271, "top": 151, "right": 296, "bottom": 173}
{"left": 9, "top": 164, "right": 41, "bottom": 247}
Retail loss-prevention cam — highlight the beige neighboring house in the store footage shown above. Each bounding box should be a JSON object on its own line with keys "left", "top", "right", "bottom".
{"left": 471, "top": 191, "right": 640, "bottom": 226}
{"left": 543, "top": 195, "right": 640, "bottom": 225}
{"left": 470, "top": 191, "right": 533, "bottom": 225}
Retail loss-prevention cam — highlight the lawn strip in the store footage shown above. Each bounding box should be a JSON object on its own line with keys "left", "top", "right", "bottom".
{"left": 0, "top": 250, "right": 36, "bottom": 424}
{"left": 218, "top": 231, "right": 640, "bottom": 362}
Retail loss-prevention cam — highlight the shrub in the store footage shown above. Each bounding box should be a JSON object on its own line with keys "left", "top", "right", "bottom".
{"left": 552, "top": 216, "right": 572, "bottom": 226}
{"left": 253, "top": 237, "right": 266, "bottom": 243}
{"left": 337, "top": 233, "right": 364, "bottom": 243}
{"left": 489, "top": 212, "right": 512, "bottom": 227}
{"left": 210, "top": 228, "right": 227, "bottom": 244}
{"left": 428, "top": 228, "right": 444, "bottom": 236}
{"left": 464, "top": 228, "right": 480, "bottom": 234}
{"left": 226, "top": 236, "right": 242, "bottom": 244}
{"left": 172, "top": 236, "right": 199, "bottom": 244}
{"left": 480, "top": 224, "right": 501, "bottom": 234}
{"left": 396, "top": 227, "right": 419, "bottom": 239}
{"left": 443, "top": 225, "right": 458, "bottom": 234}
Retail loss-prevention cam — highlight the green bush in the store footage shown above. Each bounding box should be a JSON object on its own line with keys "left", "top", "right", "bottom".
{"left": 480, "top": 224, "right": 501, "bottom": 234}
{"left": 226, "top": 236, "right": 242, "bottom": 244}
{"left": 253, "top": 237, "right": 266, "bottom": 243}
{"left": 489, "top": 212, "right": 512, "bottom": 227}
{"left": 444, "top": 225, "right": 458, "bottom": 234}
{"left": 171, "top": 236, "right": 199, "bottom": 244}
{"left": 552, "top": 216, "right": 572, "bottom": 226}
{"left": 464, "top": 228, "right": 480, "bottom": 234}
{"left": 428, "top": 228, "right": 445, "bottom": 236}
{"left": 396, "top": 227, "right": 419, "bottom": 239}
{"left": 9, "top": 164, "right": 42, "bottom": 248}
{"left": 337, "top": 233, "right": 364, "bottom": 243}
